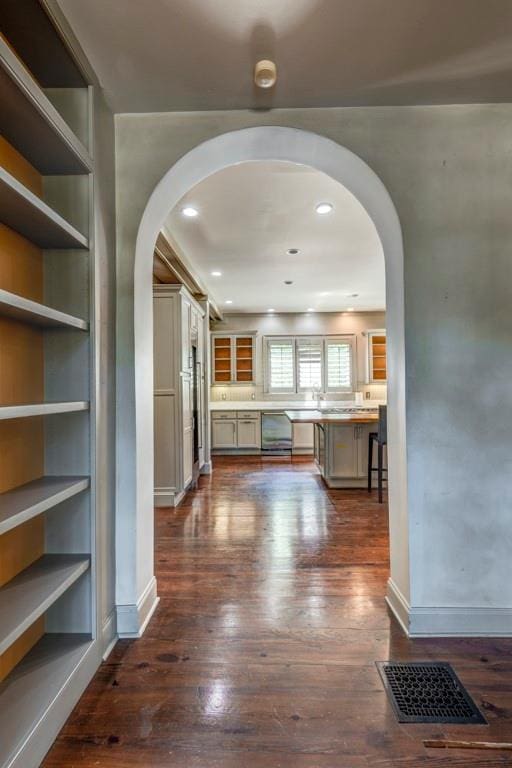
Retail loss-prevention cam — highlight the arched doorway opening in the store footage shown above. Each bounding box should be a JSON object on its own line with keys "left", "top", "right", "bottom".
{"left": 125, "top": 126, "right": 408, "bottom": 633}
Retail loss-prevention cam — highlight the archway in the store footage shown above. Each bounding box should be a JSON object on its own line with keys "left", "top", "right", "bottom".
{"left": 127, "top": 126, "right": 408, "bottom": 634}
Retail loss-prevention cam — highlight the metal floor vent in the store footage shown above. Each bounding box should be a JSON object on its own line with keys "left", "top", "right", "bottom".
{"left": 377, "top": 662, "right": 486, "bottom": 724}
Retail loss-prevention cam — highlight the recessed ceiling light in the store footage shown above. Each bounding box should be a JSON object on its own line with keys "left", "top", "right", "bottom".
{"left": 182, "top": 206, "right": 199, "bottom": 218}
{"left": 284, "top": 280, "right": 293, "bottom": 285}
{"left": 315, "top": 202, "right": 333, "bottom": 215}
{"left": 348, "top": 293, "right": 359, "bottom": 298}
{"left": 287, "top": 248, "right": 300, "bottom": 255}
{"left": 268, "top": 308, "right": 275, "bottom": 313}
{"left": 307, "top": 307, "right": 315, "bottom": 312}
{"left": 211, "top": 270, "right": 222, "bottom": 277}
{"left": 347, "top": 307, "right": 355, "bottom": 312}
{"left": 225, "top": 300, "right": 233, "bottom": 305}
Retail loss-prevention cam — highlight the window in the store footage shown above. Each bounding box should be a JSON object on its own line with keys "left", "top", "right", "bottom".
{"left": 297, "top": 338, "right": 322, "bottom": 391}
{"left": 267, "top": 338, "right": 295, "bottom": 392}
{"left": 265, "top": 335, "right": 355, "bottom": 394}
{"left": 325, "top": 338, "right": 353, "bottom": 391}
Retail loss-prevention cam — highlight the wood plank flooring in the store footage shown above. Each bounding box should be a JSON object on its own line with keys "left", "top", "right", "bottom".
{"left": 44, "top": 456, "right": 512, "bottom": 767}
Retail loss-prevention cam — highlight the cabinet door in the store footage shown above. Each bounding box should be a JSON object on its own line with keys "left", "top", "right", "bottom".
{"left": 235, "top": 336, "right": 254, "bottom": 383}
{"left": 181, "top": 298, "right": 191, "bottom": 372}
{"left": 356, "top": 424, "right": 373, "bottom": 478}
{"left": 329, "top": 425, "right": 358, "bottom": 478}
{"left": 182, "top": 374, "right": 193, "bottom": 486}
{"left": 237, "top": 419, "right": 261, "bottom": 449}
{"left": 292, "top": 422, "right": 314, "bottom": 450}
{"left": 212, "top": 336, "right": 232, "bottom": 384}
{"left": 212, "top": 419, "right": 237, "bottom": 449}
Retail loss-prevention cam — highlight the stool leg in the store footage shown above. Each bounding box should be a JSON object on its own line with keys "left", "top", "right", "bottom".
{"left": 378, "top": 442, "right": 383, "bottom": 503}
{"left": 367, "top": 434, "right": 373, "bottom": 492}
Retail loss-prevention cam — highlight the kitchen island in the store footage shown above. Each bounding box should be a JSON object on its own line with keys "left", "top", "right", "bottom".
{"left": 284, "top": 409, "right": 383, "bottom": 488}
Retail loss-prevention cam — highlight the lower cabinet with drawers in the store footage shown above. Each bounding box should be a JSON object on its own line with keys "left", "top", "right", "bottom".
{"left": 211, "top": 411, "right": 261, "bottom": 452}
{"left": 211, "top": 410, "right": 315, "bottom": 454}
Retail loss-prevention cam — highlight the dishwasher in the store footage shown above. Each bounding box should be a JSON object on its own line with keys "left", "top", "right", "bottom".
{"left": 261, "top": 411, "right": 292, "bottom": 455}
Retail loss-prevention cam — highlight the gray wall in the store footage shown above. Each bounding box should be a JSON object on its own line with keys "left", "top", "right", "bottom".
{"left": 116, "top": 104, "right": 512, "bottom": 633}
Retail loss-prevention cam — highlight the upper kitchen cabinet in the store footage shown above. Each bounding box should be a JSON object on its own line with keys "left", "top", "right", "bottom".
{"left": 212, "top": 332, "right": 256, "bottom": 385}
{"left": 367, "top": 330, "right": 387, "bottom": 383}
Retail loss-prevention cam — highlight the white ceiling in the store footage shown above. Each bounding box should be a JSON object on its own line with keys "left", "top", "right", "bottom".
{"left": 57, "top": 0, "right": 512, "bottom": 112}
{"left": 164, "top": 161, "right": 385, "bottom": 313}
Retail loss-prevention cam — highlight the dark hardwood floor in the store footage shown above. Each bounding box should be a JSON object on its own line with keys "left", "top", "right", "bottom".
{"left": 44, "top": 456, "right": 512, "bottom": 766}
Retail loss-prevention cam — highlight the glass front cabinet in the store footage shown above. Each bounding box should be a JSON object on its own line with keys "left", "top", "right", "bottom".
{"left": 212, "top": 333, "right": 256, "bottom": 385}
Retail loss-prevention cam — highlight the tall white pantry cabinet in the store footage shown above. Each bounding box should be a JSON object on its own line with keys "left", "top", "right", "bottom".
{"left": 153, "top": 285, "right": 208, "bottom": 506}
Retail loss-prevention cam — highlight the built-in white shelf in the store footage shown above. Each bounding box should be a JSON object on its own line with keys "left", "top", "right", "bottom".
{"left": 0, "top": 288, "right": 88, "bottom": 330}
{"left": 0, "top": 36, "right": 91, "bottom": 174}
{"left": 0, "top": 402, "right": 89, "bottom": 420}
{"left": 0, "top": 167, "right": 88, "bottom": 249}
{"left": 0, "top": 554, "right": 90, "bottom": 656}
{"left": 0, "top": 634, "right": 93, "bottom": 768}
{"left": 0, "top": 476, "right": 89, "bottom": 536}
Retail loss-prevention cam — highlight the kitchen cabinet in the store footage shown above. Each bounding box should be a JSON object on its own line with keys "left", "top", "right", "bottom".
{"left": 329, "top": 424, "right": 359, "bottom": 478}
{"left": 212, "top": 333, "right": 256, "bottom": 385}
{"left": 153, "top": 285, "right": 207, "bottom": 506}
{"left": 292, "top": 422, "right": 314, "bottom": 453}
{"left": 211, "top": 411, "right": 261, "bottom": 451}
{"left": 237, "top": 418, "right": 261, "bottom": 449}
{"left": 212, "top": 419, "right": 238, "bottom": 449}
{"left": 368, "top": 330, "right": 387, "bottom": 383}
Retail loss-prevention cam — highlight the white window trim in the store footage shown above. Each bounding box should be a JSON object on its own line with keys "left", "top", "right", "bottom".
{"left": 264, "top": 334, "right": 357, "bottom": 395}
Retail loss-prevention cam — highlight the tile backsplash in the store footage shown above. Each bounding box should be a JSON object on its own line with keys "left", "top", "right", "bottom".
{"left": 210, "top": 384, "right": 386, "bottom": 402}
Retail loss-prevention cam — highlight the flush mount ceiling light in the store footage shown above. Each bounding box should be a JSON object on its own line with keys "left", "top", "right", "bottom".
{"left": 307, "top": 307, "right": 315, "bottom": 312}
{"left": 287, "top": 248, "right": 300, "bottom": 255}
{"left": 225, "top": 299, "right": 233, "bottom": 305}
{"left": 254, "top": 59, "right": 277, "bottom": 89}
{"left": 315, "top": 202, "right": 333, "bottom": 215}
{"left": 347, "top": 307, "right": 355, "bottom": 312}
{"left": 268, "top": 308, "right": 275, "bottom": 313}
{"left": 182, "top": 206, "right": 199, "bottom": 218}
{"left": 211, "top": 270, "right": 222, "bottom": 277}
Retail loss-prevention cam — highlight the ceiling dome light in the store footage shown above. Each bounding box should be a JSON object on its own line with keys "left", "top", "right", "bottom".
{"left": 315, "top": 202, "right": 333, "bottom": 215}
{"left": 254, "top": 59, "right": 277, "bottom": 89}
{"left": 182, "top": 206, "right": 199, "bottom": 218}
{"left": 225, "top": 300, "right": 233, "bottom": 305}
{"left": 287, "top": 248, "right": 300, "bottom": 255}
{"left": 307, "top": 308, "right": 315, "bottom": 312}
{"left": 347, "top": 307, "right": 355, "bottom": 312}
{"left": 268, "top": 308, "right": 275, "bottom": 313}
{"left": 211, "top": 270, "right": 222, "bottom": 277}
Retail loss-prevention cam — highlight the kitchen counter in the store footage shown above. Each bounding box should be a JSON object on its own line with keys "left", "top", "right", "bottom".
{"left": 210, "top": 400, "right": 385, "bottom": 412}
{"left": 284, "top": 409, "right": 379, "bottom": 425}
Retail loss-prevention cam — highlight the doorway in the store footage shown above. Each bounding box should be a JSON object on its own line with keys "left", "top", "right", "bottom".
{"left": 118, "top": 126, "right": 408, "bottom": 637}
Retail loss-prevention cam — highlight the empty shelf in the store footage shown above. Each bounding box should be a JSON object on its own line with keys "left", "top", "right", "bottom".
{"left": 0, "top": 168, "right": 88, "bottom": 249}
{"left": 1, "top": 0, "right": 88, "bottom": 88}
{"left": 0, "top": 36, "right": 91, "bottom": 174}
{"left": 0, "top": 476, "right": 89, "bottom": 536}
{"left": 0, "top": 288, "right": 88, "bottom": 329}
{"left": 0, "top": 401, "right": 89, "bottom": 420}
{"left": 0, "top": 554, "right": 90, "bottom": 656}
{"left": 0, "top": 634, "right": 93, "bottom": 768}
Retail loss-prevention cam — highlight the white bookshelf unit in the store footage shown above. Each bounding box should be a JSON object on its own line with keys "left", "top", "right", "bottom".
{"left": 0, "top": 2, "right": 100, "bottom": 766}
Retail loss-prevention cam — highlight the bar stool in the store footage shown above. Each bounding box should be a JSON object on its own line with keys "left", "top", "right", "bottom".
{"left": 367, "top": 405, "right": 387, "bottom": 503}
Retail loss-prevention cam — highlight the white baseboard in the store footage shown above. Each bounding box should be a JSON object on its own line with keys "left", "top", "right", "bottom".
{"left": 200, "top": 461, "right": 212, "bottom": 474}
{"left": 387, "top": 577, "right": 512, "bottom": 637}
{"left": 154, "top": 488, "right": 186, "bottom": 507}
{"left": 116, "top": 576, "right": 160, "bottom": 638}
{"left": 101, "top": 609, "right": 118, "bottom": 660}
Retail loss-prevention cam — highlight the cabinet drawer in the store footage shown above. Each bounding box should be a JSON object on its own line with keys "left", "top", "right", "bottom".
{"left": 211, "top": 411, "right": 237, "bottom": 419}
{"left": 236, "top": 411, "right": 260, "bottom": 419}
